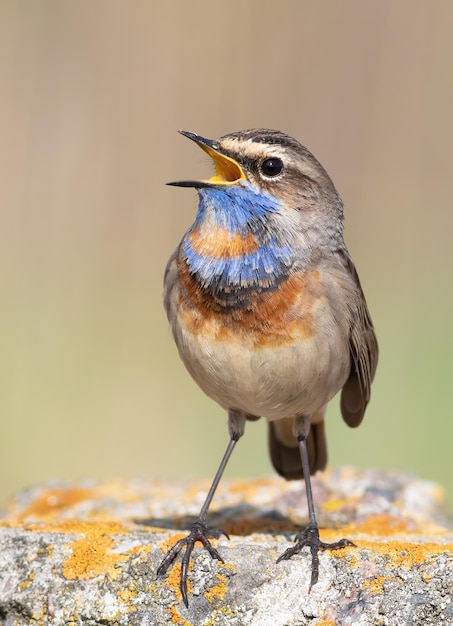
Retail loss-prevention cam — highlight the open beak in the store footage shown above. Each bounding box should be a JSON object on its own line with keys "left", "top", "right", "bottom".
{"left": 167, "top": 130, "right": 246, "bottom": 188}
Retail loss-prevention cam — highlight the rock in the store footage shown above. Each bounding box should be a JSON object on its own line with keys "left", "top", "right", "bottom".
{"left": 0, "top": 468, "right": 452, "bottom": 625}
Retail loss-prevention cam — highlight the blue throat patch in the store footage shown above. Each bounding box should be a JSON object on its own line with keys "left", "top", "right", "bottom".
{"left": 182, "top": 183, "right": 294, "bottom": 297}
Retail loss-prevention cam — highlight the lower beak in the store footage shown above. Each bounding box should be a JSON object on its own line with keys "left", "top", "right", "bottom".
{"left": 168, "top": 130, "right": 246, "bottom": 188}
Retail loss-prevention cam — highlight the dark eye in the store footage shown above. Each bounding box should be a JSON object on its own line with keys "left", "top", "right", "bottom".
{"left": 260, "top": 157, "right": 283, "bottom": 177}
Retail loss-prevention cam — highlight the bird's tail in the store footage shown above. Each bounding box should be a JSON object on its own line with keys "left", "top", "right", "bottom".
{"left": 268, "top": 416, "right": 327, "bottom": 480}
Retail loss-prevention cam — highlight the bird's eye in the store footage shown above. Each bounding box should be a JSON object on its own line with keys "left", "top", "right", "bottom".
{"left": 260, "top": 157, "right": 283, "bottom": 178}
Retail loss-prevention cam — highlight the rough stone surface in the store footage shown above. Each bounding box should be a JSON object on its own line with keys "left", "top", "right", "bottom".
{"left": 0, "top": 468, "right": 452, "bottom": 625}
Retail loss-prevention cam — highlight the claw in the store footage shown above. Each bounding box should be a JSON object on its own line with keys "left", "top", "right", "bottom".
{"left": 156, "top": 518, "right": 228, "bottom": 607}
{"left": 276, "top": 523, "right": 354, "bottom": 591}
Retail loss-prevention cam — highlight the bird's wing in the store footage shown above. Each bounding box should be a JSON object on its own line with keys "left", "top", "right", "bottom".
{"left": 337, "top": 250, "right": 379, "bottom": 427}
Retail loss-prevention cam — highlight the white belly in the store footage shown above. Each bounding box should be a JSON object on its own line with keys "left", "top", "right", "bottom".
{"left": 172, "top": 298, "right": 351, "bottom": 420}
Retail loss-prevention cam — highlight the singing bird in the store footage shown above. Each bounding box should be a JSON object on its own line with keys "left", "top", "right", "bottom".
{"left": 158, "top": 129, "right": 378, "bottom": 606}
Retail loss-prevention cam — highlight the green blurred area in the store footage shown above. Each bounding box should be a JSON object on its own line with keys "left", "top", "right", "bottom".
{"left": 0, "top": 1, "right": 452, "bottom": 511}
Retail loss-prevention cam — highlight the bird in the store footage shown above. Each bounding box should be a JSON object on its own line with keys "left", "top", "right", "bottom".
{"left": 157, "top": 129, "right": 378, "bottom": 607}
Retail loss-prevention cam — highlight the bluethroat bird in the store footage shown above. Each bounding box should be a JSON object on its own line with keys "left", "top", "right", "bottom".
{"left": 158, "top": 129, "right": 378, "bottom": 606}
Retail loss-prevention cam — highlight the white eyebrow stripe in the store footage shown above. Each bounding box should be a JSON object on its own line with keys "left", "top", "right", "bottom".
{"left": 219, "top": 137, "right": 321, "bottom": 178}
{"left": 219, "top": 137, "right": 290, "bottom": 161}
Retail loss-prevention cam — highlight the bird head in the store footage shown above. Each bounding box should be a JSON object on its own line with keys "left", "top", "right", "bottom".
{"left": 168, "top": 129, "right": 342, "bottom": 222}
{"left": 169, "top": 130, "right": 346, "bottom": 288}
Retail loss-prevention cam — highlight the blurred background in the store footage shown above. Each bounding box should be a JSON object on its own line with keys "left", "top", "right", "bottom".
{"left": 1, "top": 1, "right": 452, "bottom": 512}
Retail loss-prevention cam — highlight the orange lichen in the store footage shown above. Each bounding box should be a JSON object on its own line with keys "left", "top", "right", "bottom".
{"left": 205, "top": 573, "right": 229, "bottom": 603}
{"left": 362, "top": 574, "right": 394, "bottom": 594}
{"left": 346, "top": 514, "right": 412, "bottom": 536}
{"left": 14, "top": 488, "right": 95, "bottom": 523}
{"left": 127, "top": 543, "right": 152, "bottom": 557}
{"left": 61, "top": 522, "right": 129, "bottom": 581}
{"left": 320, "top": 512, "right": 453, "bottom": 548}
{"left": 159, "top": 533, "right": 188, "bottom": 556}
{"left": 167, "top": 605, "right": 192, "bottom": 625}
{"left": 352, "top": 539, "right": 453, "bottom": 570}
{"left": 117, "top": 588, "right": 139, "bottom": 609}
{"left": 28, "top": 519, "right": 127, "bottom": 535}
{"left": 310, "top": 521, "right": 453, "bottom": 575}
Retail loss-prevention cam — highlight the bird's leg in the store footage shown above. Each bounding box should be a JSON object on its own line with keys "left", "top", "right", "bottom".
{"left": 277, "top": 415, "right": 354, "bottom": 590}
{"left": 156, "top": 410, "right": 246, "bottom": 607}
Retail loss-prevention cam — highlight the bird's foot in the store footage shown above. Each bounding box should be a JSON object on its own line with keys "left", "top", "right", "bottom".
{"left": 276, "top": 522, "right": 354, "bottom": 590}
{"left": 156, "top": 518, "right": 229, "bottom": 607}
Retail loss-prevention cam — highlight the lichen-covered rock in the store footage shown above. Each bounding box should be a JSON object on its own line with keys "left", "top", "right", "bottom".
{"left": 0, "top": 469, "right": 452, "bottom": 625}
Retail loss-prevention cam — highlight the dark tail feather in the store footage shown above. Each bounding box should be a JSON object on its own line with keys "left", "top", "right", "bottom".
{"left": 268, "top": 420, "right": 328, "bottom": 480}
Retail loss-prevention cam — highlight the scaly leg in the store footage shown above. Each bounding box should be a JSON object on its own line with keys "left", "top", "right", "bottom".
{"left": 277, "top": 415, "right": 354, "bottom": 589}
{"left": 156, "top": 410, "right": 245, "bottom": 607}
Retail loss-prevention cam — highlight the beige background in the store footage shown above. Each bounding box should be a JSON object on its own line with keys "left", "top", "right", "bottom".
{"left": 1, "top": 1, "right": 452, "bottom": 510}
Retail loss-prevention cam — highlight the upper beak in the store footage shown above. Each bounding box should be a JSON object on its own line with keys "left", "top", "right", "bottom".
{"left": 167, "top": 130, "right": 246, "bottom": 188}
